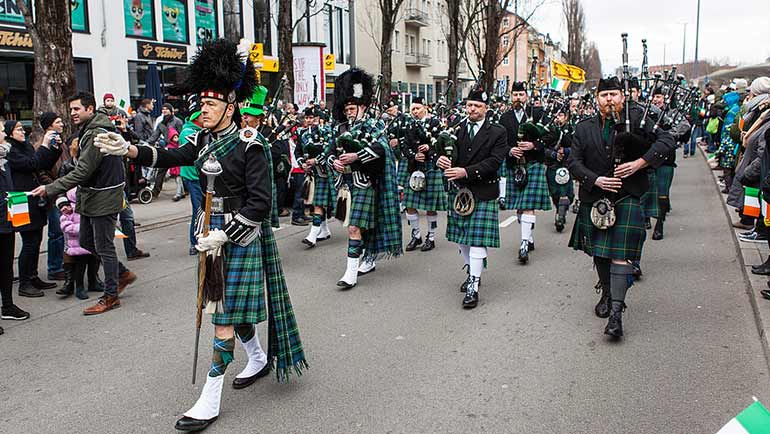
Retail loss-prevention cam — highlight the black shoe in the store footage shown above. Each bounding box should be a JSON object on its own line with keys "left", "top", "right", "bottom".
{"left": 18, "top": 284, "right": 44, "bottom": 298}
{"left": 420, "top": 238, "right": 435, "bottom": 252}
{"left": 232, "top": 364, "right": 271, "bottom": 389}
{"left": 632, "top": 262, "right": 643, "bottom": 280}
{"left": 1, "top": 304, "right": 30, "bottom": 320}
{"left": 175, "top": 415, "right": 218, "bottom": 432}
{"left": 462, "top": 277, "right": 480, "bottom": 309}
{"left": 0, "top": 325, "right": 3, "bottom": 335}
{"left": 751, "top": 263, "right": 770, "bottom": 276}
{"left": 498, "top": 197, "right": 506, "bottom": 210}
{"left": 518, "top": 241, "right": 529, "bottom": 264}
{"left": 405, "top": 236, "right": 422, "bottom": 252}
{"left": 127, "top": 250, "right": 151, "bottom": 261}
{"left": 460, "top": 275, "right": 472, "bottom": 293}
{"left": 291, "top": 219, "right": 309, "bottom": 226}
{"left": 652, "top": 219, "right": 664, "bottom": 240}
{"left": 189, "top": 247, "right": 198, "bottom": 256}
{"left": 645, "top": 218, "right": 652, "bottom": 230}
{"left": 47, "top": 271, "right": 66, "bottom": 281}
{"left": 172, "top": 195, "right": 182, "bottom": 202}
{"left": 761, "top": 289, "right": 770, "bottom": 300}
{"left": 56, "top": 263, "right": 75, "bottom": 297}
{"left": 528, "top": 241, "right": 535, "bottom": 251}
{"left": 594, "top": 282, "right": 611, "bottom": 319}
{"left": 555, "top": 214, "right": 565, "bottom": 232}
{"left": 604, "top": 301, "right": 625, "bottom": 338}
{"left": 30, "top": 277, "right": 56, "bottom": 290}
{"left": 751, "top": 257, "right": 770, "bottom": 271}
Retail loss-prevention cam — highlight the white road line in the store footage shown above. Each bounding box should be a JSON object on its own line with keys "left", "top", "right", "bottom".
{"left": 499, "top": 215, "right": 518, "bottom": 228}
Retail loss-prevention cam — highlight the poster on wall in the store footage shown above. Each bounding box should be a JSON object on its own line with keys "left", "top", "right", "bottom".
{"left": 124, "top": 0, "right": 154, "bottom": 39}
{"left": 293, "top": 45, "right": 325, "bottom": 109}
{"left": 161, "top": 0, "right": 187, "bottom": 44}
{"left": 0, "top": 0, "right": 27, "bottom": 24}
{"left": 194, "top": 0, "right": 217, "bottom": 45}
{"left": 71, "top": 0, "right": 88, "bottom": 32}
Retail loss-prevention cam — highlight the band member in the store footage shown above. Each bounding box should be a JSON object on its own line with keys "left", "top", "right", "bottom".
{"left": 437, "top": 88, "right": 508, "bottom": 309}
{"left": 499, "top": 82, "right": 550, "bottom": 264}
{"left": 328, "top": 68, "right": 402, "bottom": 289}
{"left": 298, "top": 107, "right": 334, "bottom": 247}
{"left": 92, "top": 39, "right": 307, "bottom": 431}
{"left": 387, "top": 99, "right": 412, "bottom": 201}
{"left": 543, "top": 106, "right": 575, "bottom": 232}
{"left": 403, "top": 96, "right": 446, "bottom": 252}
{"left": 567, "top": 77, "right": 675, "bottom": 339}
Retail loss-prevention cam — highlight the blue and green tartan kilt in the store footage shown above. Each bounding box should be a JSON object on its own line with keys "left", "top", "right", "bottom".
{"left": 656, "top": 165, "right": 675, "bottom": 198}
{"left": 568, "top": 196, "right": 646, "bottom": 261}
{"left": 207, "top": 213, "right": 267, "bottom": 326}
{"left": 717, "top": 138, "right": 737, "bottom": 169}
{"left": 403, "top": 168, "right": 447, "bottom": 211}
{"left": 545, "top": 165, "right": 575, "bottom": 204}
{"left": 446, "top": 192, "right": 500, "bottom": 248}
{"left": 310, "top": 172, "right": 337, "bottom": 209}
{"left": 641, "top": 170, "right": 660, "bottom": 219}
{"left": 348, "top": 184, "right": 377, "bottom": 230}
{"left": 396, "top": 160, "right": 410, "bottom": 188}
{"left": 508, "top": 162, "right": 553, "bottom": 211}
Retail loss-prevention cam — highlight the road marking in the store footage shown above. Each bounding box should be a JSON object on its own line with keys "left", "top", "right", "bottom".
{"left": 499, "top": 215, "right": 518, "bottom": 228}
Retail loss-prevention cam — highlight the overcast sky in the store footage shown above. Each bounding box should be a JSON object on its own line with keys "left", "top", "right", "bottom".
{"left": 525, "top": 0, "right": 770, "bottom": 75}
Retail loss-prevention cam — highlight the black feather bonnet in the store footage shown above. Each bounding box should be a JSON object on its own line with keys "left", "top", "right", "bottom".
{"left": 186, "top": 39, "right": 257, "bottom": 104}
{"left": 333, "top": 68, "right": 375, "bottom": 122}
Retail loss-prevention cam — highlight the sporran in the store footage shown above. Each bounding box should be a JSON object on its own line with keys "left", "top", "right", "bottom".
{"left": 453, "top": 187, "right": 475, "bottom": 216}
{"left": 335, "top": 184, "right": 352, "bottom": 227}
{"left": 590, "top": 197, "right": 616, "bottom": 229}
{"left": 409, "top": 170, "right": 426, "bottom": 191}
{"left": 555, "top": 167, "right": 570, "bottom": 185}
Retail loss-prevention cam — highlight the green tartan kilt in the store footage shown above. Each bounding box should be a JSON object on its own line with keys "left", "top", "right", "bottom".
{"left": 403, "top": 167, "right": 447, "bottom": 211}
{"left": 310, "top": 171, "right": 337, "bottom": 209}
{"left": 348, "top": 183, "right": 377, "bottom": 230}
{"left": 507, "top": 162, "right": 553, "bottom": 211}
{"left": 545, "top": 165, "right": 575, "bottom": 204}
{"left": 656, "top": 165, "right": 675, "bottom": 198}
{"left": 641, "top": 170, "right": 660, "bottom": 219}
{"left": 396, "top": 160, "right": 410, "bottom": 187}
{"left": 569, "top": 196, "right": 646, "bottom": 261}
{"left": 208, "top": 213, "right": 267, "bottom": 326}
{"left": 446, "top": 192, "right": 500, "bottom": 248}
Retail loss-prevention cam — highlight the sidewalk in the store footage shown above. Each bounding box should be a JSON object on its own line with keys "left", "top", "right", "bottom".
{"left": 704, "top": 145, "right": 770, "bottom": 368}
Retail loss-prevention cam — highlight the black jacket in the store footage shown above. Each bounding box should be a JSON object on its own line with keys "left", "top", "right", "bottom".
{"left": 499, "top": 106, "right": 545, "bottom": 165}
{"left": 567, "top": 106, "right": 676, "bottom": 203}
{"left": 6, "top": 137, "right": 61, "bottom": 231}
{"left": 452, "top": 118, "right": 509, "bottom": 201}
{"left": 0, "top": 162, "right": 14, "bottom": 234}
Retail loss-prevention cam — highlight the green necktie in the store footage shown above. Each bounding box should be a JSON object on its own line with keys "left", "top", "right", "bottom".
{"left": 469, "top": 123, "right": 476, "bottom": 140}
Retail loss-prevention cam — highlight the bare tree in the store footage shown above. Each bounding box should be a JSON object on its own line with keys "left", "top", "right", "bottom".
{"left": 358, "top": 0, "right": 406, "bottom": 102}
{"left": 223, "top": 0, "right": 242, "bottom": 42}
{"left": 582, "top": 41, "right": 602, "bottom": 83}
{"left": 277, "top": 0, "right": 295, "bottom": 101}
{"left": 561, "top": 0, "right": 585, "bottom": 66}
{"left": 17, "top": 0, "right": 76, "bottom": 141}
{"left": 443, "top": 0, "right": 483, "bottom": 102}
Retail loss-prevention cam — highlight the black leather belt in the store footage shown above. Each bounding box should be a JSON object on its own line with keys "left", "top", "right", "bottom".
{"left": 211, "top": 196, "right": 242, "bottom": 213}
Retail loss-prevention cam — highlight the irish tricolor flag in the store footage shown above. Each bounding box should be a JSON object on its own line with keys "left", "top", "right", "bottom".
{"left": 6, "top": 191, "right": 30, "bottom": 227}
{"left": 744, "top": 187, "right": 761, "bottom": 218}
{"left": 550, "top": 77, "right": 570, "bottom": 92}
{"left": 716, "top": 400, "right": 770, "bottom": 433}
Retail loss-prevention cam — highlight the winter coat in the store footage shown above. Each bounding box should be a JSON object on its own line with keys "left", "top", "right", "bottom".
{"left": 59, "top": 188, "right": 91, "bottom": 256}
{"left": 132, "top": 108, "right": 155, "bottom": 142}
{"left": 5, "top": 136, "right": 62, "bottom": 231}
{"left": 147, "top": 114, "right": 183, "bottom": 146}
{"left": 0, "top": 160, "right": 14, "bottom": 234}
{"left": 728, "top": 112, "right": 770, "bottom": 208}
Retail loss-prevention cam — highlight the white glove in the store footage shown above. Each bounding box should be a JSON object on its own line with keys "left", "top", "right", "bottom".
{"left": 195, "top": 229, "right": 229, "bottom": 252}
{"left": 94, "top": 132, "right": 130, "bottom": 156}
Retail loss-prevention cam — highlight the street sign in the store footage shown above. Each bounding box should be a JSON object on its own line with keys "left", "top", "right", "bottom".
{"left": 250, "top": 43, "right": 264, "bottom": 63}
{"left": 262, "top": 59, "right": 279, "bottom": 72}
{"left": 324, "top": 54, "right": 335, "bottom": 71}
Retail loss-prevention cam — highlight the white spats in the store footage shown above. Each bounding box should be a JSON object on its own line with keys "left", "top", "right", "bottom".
{"left": 338, "top": 257, "right": 359, "bottom": 287}
{"left": 520, "top": 213, "right": 536, "bottom": 243}
{"left": 469, "top": 247, "right": 487, "bottom": 279}
{"left": 406, "top": 212, "right": 420, "bottom": 239}
{"left": 184, "top": 374, "right": 224, "bottom": 420}
{"left": 304, "top": 225, "right": 321, "bottom": 245}
{"left": 235, "top": 334, "right": 267, "bottom": 379}
{"left": 426, "top": 214, "right": 438, "bottom": 240}
{"left": 319, "top": 220, "right": 331, "bottom": 239}
{"left": 458, "top": 244, "right": 471, "bottom": 267}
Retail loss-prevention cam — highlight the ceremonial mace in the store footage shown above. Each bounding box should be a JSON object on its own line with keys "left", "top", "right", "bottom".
{"left": 192, "top": 154, "right": 223, "bottom": 385}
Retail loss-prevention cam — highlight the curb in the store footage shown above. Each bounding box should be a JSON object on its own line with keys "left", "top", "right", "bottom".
{"left": 702, "top": 146, "right": 770, "bottom": 371}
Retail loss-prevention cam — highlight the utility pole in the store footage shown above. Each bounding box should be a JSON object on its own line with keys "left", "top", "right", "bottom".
{"left": 663, "top": 43, "right": 666, "bottom": 66}
{"left": 694, "top": 0, "right": 701, "bottom": 79}
{"left": 513, "top": 0, "right": 518, "bottom": 82}
{"left": 681, "top": 22, "right": 687, "bottom": 74}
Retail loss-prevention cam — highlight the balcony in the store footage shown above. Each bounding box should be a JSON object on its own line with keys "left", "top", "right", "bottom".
{"left": 404, "top": 8, "right": 429, "bottom": 27}
{"left": 405, "top": 53, "right": 431, "bottom": 68}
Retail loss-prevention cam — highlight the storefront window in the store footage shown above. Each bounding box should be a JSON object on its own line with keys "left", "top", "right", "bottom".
{"left": 194, "top": 0, "right": 217, "bottom": 45}
{"left": 253, "top": 0, "right": 272, "bottom": 55}
{"left": 124, "top": 0, "right": 156, "bottom": 40}
{"left": 223, "top": 0, "right": 243, "bottom": 42}
{"left": 161, "top": 0, "right": 188, "bottom": 44}
{"left": 71, "top": 0, "right": 89, "bottom": 33}
{"left": 128, "top": 60, "right": 187, "bottom": 112}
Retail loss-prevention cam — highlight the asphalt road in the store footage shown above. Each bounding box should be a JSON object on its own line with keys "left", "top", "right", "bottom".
{"left": 2, "top": 151, "right": 769, "bottom": 434}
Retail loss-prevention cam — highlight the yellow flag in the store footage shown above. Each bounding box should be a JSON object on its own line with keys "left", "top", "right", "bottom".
{"left": 551, "top": 60, "right": 586, "bottom": 83}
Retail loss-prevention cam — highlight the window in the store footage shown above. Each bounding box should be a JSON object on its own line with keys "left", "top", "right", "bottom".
{"left": 124, "top": 0, "right": 156, "bottom": 40}
{"left": 407, "top": 34, "right": 416, "bottom": 54}
{"left": 502, "top": 17, "right": 509, "bottom": 28}
{"left": 419, "top": 84, "right": 426, "bottom": 99}
{"left": 253, "top": 0, "right": 272, "bottom": 54}
{"left": 223, "top": 0, "right": 243, "bottom": 42}
{"left": 502, "top": 35, "right": 509, "bottom": 48}
{"left": 195, "top": 0, "right": 218, "bottom": 45}
{"left": 410, "top": 83, "right": 417, "bottom": 97}
{"left": 427, "top": 84, "right": 433, "bottom": 103}
{"left": 161, "top": 0, "right": 189, "bottom": 44}
{"left": 503, "top": 56, "right": 509, "bottom": 66}
{"left": 394, "top": 30, "right": 400, "bottom": 52}
{"left": 71, "top": 0, "right": 90, "bottom": 33}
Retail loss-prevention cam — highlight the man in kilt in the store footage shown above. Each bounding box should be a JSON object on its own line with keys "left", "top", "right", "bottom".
{"left": 543, "top": 107, "right": 575, "bottom": 233}
{"left": 437, "top": 88, "right": 508, "bottom": 309}
{"left": 93, "top": 39, "right": 308, "bottom": 431}
{"left": 328, "top": 68, "right": 402, "bottom": 289}
{"left": 298, "top": 107, "right": 335, "bottom": 247}
{"left": 500, "top": 82, "right": 550, "bottom": 264}
{"left": 387, "top": 99, "right": 411, "bottom": 211}
{"left": 402, "top": 96, "right": 447, "bottom": 252}
{"left": 567, "top": 77, "right": 675, "bottom": 339}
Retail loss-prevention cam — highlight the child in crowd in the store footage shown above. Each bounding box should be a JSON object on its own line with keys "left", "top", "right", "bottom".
{"left": 55, "top": 189, "right": 102, "bottom": 300}
{"left": 167, "top": 127, "right": 186, "bottom": 202}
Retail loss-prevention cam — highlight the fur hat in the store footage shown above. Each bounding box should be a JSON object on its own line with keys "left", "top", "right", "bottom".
{"left": 332, "top": 68, "right": 375, "bottom": 122}
{"left": 186, "top": 39, "right": 257, "bottom": 104}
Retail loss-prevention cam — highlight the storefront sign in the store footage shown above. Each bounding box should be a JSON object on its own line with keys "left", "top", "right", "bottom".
{"left": 71, "top": 0, "right": 89, "bottom": 32}
{"left": 0, "top": 25, "right": 31, "bottom": 51}
{"left": 0, "top": 0, "right": 26, "bottom": 25}
{"left": 161, "top": 0, "right": 187, "bottom": 44}
{"left": 124, "top": 0, "right": 155, "bottom": 39}
{"left": 137, "top": 41, "right": 187, "bottom": 63}
{"left": 194, "top": 0, "right": 217, "bottom": 45}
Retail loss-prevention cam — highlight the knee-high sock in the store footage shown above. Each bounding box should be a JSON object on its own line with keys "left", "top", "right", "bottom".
{"left": 520, "top": 214, "right": 536, "bottom": 243}
{"left": 610, "top": 263, "right": 634, "bottom": 302}
{"left": 406, "top": 212, "right": 420, "bottom": 238}
{"left": 459, "top": 244, "right": 471, "bottom": 267}
{"left": 234, "top": 324, "right": 255, "bottom": 342}
{"left": 348, "top": 239, "right": 363, "bottom": 258}
{"left": 594, "top": 256, "right": 611, "bottom": 287}
{"left": 426, "top": 214, "right": 438, "bottom": 240}
{"left": 469, "top": 247, "right": 487, "bottom": 279}
{"left": 312, "top": 213, "right": 323, "bottom": 227}
{"left": 209, "top": 336, "right": 235, "bottom": 377}
{"left": 234, "top": 324, "right": 267, "bottom": 378}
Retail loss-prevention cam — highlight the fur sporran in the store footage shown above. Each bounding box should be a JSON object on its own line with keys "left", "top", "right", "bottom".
{"left": 513, "top": 165, "right": 528, "bottom": 189}
{"left": 335, "top": 184, "right": 352, "bottom": 227}
{"left": 302, "top": 175, "right": 315, "bottom": 205}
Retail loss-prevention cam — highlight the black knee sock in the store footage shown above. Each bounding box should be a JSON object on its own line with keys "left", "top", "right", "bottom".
{"left": 610, "top": 263, "right": 634, "bottom": 302}
{"left": 594, "top": 257, "right": 611, "bottom": 287}
{"left": 234, "top": 324, "right": 255, "bottom": 342}
{"left": 347, "top": 239, "right": 363, "bottom": 258}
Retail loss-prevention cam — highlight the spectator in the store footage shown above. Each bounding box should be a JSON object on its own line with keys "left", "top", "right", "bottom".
{"left": 55, "top": 190, "right": 99, "bottom": 300}
{"left": 178, "top": 107, "right": 203, "bottom": 256}
{"left": 166, "top": 127, "right": 186, "bottom": 202}
{"left": 32, "top": 92, "right": 137, "bottom": 315}
{"left": 0, "top": 124, "right": 30, "bottom": 329}
{"left": 148, "top": 103, "right": 184, "bottom": 196}
{"left": 39, "top": 112, "right": 66, "bottom": 281}
{"left": 113, "top": 115, "right": 150, "bottom": 261}
{"left": 98, "top": 93, "right": 128, "bottom": 120}
{"left": 132, "top": 98, "right": 155, "bottom": 142}
{"left": 6, "top": 119, "right": 62, "bottom": 297}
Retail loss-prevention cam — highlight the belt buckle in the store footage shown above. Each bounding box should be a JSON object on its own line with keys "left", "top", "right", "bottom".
{"left": 211, "top": 197, "right": 224, "bottom": 213}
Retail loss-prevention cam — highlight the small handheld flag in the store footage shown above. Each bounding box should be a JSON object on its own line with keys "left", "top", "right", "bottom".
{"left": 716, "top": 400, "right": 770, "bottom": 434}
{"left": 6, "top": 192, "right": 30, "bottom": 227}
{"left": 743, "top": 187, "right": 761, "bottom": 218}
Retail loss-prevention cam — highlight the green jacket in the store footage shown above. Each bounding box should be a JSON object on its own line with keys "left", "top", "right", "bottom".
{"left": 178, "top": 118, "right": 201, "bottom": 181}
{"left": 46, "top": 113, "right": 126, "bottom": 217}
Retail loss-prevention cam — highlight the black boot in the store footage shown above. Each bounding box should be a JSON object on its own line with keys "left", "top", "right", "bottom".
{"left": 72, "top": 260, "right": 89, "bottom": 300}
{"left": 645, "top": 218, "right": 651, "bottom": 230}
{"left": 56, "top": 263, "right": 75, "bottom": 297}
{"left": 462, "top": 277, "right": 480, "bottom": 309}
{"left": 604, "top": 301, "right": 626, "bottom": 338}
{"left": 652, "top": 218, "right": 664, "bottom": 240}
{"left": 460, "top": 265, "right": 471, "bottom": 292}
{"left": 594, "top": 281, "right": 611, "bottom": 318}
{"left": 405, "top": 236, "right": 422, "bottom": 252}
{"left": 518, "top": 240, "right": 529, "bottom": 264}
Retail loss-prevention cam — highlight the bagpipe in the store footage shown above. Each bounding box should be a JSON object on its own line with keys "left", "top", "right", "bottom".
{"left": 511, "top": 56, "right": 549, "bottom": 189}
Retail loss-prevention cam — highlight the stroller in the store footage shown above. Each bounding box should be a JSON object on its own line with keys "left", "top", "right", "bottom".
{"left": 125, "top": 141, "right": 154, "bottom": 204}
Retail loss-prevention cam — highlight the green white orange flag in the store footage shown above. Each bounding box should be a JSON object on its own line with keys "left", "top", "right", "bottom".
{"left": 716, "top": 400, "right": 770, "bottom": 434}
{"left": 550, "top": 77, "right": 570, "bottom": 92}
{"left": 743, "top": 187, "right": 761, "bottom": 218}
{"left": 6, "top": 191, "right": 30, "bottom": 227}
